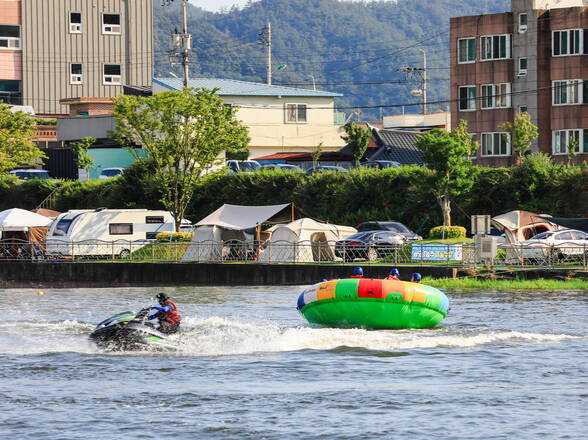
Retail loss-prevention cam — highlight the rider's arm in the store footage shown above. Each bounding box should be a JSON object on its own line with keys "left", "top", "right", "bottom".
{"left": 151, "top": 305, "right": 170, "bottom": 312}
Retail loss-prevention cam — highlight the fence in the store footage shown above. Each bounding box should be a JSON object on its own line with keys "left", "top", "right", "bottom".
{"left": 1, "top": 238, "right": 587, "bottom": 269}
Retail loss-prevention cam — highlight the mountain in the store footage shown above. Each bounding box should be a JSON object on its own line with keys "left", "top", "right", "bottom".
{"left": 153, "top": 0, "right": 508, "bottom": 120}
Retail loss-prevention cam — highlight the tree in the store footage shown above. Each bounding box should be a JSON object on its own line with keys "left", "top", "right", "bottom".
{"left": 70, "top": 136, "right": 96, "bottom": 170}
{"left": 498, "top": 112, "right": 538, "bottom": 165}
{"left": 311, "top": 142, "right": 323, "bottom": 169}
{"left": 341, "top": 122, "right": 370, "bottom": 167}
{"left": 0, "top": 104, "right": 46, "bottom": 175}
{"left": 415, "top": 120, "right": 478, "bottom": 227}
{"left": 112, "top": 88, "right": 250, "bottom": 231}
{"left": 567, "top": 136, "right": 579, "bottom": 166}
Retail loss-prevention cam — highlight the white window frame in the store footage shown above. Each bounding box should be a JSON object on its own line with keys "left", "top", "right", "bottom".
{"left": 103, "top": 64, "right": 121, "bottom": 85}
{"left": 481, "top": 83, "right": 511, "bottom": 109}
{"left": 552, "top": 79, "right": 583, "bottom": 105}
{"left": 552, "top": 29, "right": 582, "bottom": 56}
{"left": 480, "top": 34, "right": 511, "bottom": 61}
{"left": 285, "top": 103, "right": 307, "bottom": 123}
{"left": 458, "top": 38, "right": 476, "bottom": 64}
{"left": 518, "top": 57, "right": 528, "bottom": 77}
{"left": 552, "top": 129, "right": 581, "bottom": 155}
{"left": 518, "top": 13, "right": 528, "bottom": 33}
{"left": 0, "top": 25, "right": 21, "bottom": 50}
{"left": 102, "top": 13, "right": 121, "bottom": 35}
{"left": 69, "top": 12, "right": 82, "bottom": 34}
{"left": 70, "top": 63, "right": 83, "bottom": 84}
{"left": 458, "top": 85, "right": 477, "bottom": 111}
{"left": 481, "top": 132, "right": 511, "bottom": 157}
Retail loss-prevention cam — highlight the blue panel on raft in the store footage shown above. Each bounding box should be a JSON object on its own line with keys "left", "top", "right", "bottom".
{"left": 296, "top": 293, "right": 305, "bottom": 310}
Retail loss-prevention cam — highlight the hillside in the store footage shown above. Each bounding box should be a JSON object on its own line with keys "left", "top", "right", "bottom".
{"left": 153, "top": 0, "right": 508, "bottom": 120}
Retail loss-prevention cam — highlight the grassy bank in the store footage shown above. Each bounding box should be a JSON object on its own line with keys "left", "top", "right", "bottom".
{"left": 426, "top": 277, "right": 588, "bottom": 290}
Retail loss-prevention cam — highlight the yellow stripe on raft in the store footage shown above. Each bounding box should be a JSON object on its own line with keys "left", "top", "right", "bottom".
{"left": 317, "top": 280, "right": 337, "bottom": 300}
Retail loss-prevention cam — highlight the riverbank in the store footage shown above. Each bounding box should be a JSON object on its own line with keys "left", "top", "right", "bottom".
{"left": 427, "top": 278, "right": 588, "bottom": 290}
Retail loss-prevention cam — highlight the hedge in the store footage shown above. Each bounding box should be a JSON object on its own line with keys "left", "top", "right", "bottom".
{"left": 428, "top": 226, "right": 467, "bottom": 239}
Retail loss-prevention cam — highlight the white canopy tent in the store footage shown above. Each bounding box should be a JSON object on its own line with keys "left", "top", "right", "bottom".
{"left": 0, "top": 208, "right": 53, "bottom": 231}
{"left": 259, "top": 218, "right": 357, "bottom": 263}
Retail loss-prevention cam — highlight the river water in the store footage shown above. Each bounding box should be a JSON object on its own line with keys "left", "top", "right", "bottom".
{"left": 1, "top": 285, "right": 586, "bottom": 439}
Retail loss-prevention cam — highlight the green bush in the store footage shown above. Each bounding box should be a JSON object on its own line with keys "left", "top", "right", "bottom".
{"left": 155, "top": 232, "right": 193, "bottom": 242}
{"left": 428, "top": 226, "right": 467, "bottom": 239}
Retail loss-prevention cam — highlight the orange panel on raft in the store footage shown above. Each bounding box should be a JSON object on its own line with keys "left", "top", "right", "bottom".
{"left": 357, "top": 279, "right": 383, "bottom": 298}
{"left": 381, "top": 279, "right": 406, "bottom": 298}
{"left": 402, "top": 285, "right": 427, "bottom": 304}
{"left": 317, "top": 280, "right": 338, "bottom": 300}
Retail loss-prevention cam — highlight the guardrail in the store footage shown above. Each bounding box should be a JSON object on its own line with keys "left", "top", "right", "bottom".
{"left": 1, "top": 238, "right": 587, "bottom": 268}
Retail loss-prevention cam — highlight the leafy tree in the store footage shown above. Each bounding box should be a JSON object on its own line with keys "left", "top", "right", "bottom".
{"left": 341, "top": 122, "right": 370, "bottom": 166}
{"left": 498, "top": 112, "right": 538, "bottom": 164}
{"left": 415, "top": 120, "right": 478, "bottom": 227}
{"left": 112, "top": 88, "right": 250, "bottom": 231}
{"left": 312, "top": 141, "right": 323, "bottom": 169}
{"left": 70, "top": 137, "right": 96, "bottom": 170}
{"left": 567, "top": 136, "right": 579, "bottom": 166}
{"left": 0, "top": 104, "right": 46, "bottom": 176}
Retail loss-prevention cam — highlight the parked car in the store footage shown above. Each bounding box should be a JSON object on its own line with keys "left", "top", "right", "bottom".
{"left": 335, "top": 231, "right": 405, "bottom": 261}
{"left": 261, "top": 163, "right": 303, "bottom": 172}
{"left": 306, "top": 165, "right": 349, "bottom": 174}
{"left": 357, "top": 221, "right": 422, "bottom": 241}
{"left": 226, "top": 160, "right": 261, "bottom": 172}
{"left": 361, "top": 160, "right": 401, "bottom": 169}
{"left": 520, "top": 229, "right": 588, "bottom": 260}
{"left": 99, "top": 167, "right": 125, "bottom": 179}
{"left": 9, "top": 169, "right": 51, "bottom": 180}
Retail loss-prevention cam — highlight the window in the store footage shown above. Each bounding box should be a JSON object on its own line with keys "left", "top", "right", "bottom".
{"left": 552, "top": 79, "right": 583, "bottom": 105}
{"left": 481, "top": 132, "right": 510, "bottom": 156}
{"left": 146, "top": 216, "right": 164, "bottom": 224}
{"left": 459, "top": 85, "right": 476, "bottom": 111}
{"left": 519, "top": 13, "right": 528, "bottom": 33}
{"left": 518, "top": 106, "right": 528, "bottom": 114}
{"left": 109, "top": 223, "right": 133, "bottom": 235}
{"left": 518, "top": 58, "right": 528, "bottom": 77}
{"left": 102, "top": 13, "right": 121, "bottom": 34}
{"left": 0, "top": 79, "right": 22, "bottom": 105}
{"left": 103, "top": 64, "right": 121, "bottom": 85}
{"left": 481, "top": 83, "right": 511, "bottom": 109}
{"left": 458, "top": 38, "right": 476, "bottom": 63}
{"left": 553, "top": 29, "right": 582, "bottom": 56}
{"left": 0, "top": 25, "right": 20, "bottom": 50}
{"left": 70, "top": 63, "right": 83, "bottom": 84}
{"left": 286, "top": 103, "right": 307, "bottom": 123}
{"left": 552, "top": 129, "right": 585, "bottom": 154}
{"left": 70, "top": 12, "right": 82, "bottom": 33}
{"left": 480, "top": 34, "right": 511, "bottom": 60}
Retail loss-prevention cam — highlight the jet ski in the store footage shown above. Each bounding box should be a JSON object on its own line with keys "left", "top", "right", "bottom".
{"left": 89, "top": 308, "right": 179, "bottom": 351}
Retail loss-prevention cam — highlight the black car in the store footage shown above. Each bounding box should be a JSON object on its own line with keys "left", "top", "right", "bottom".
{"left": 335, "top": 231, "right": 406, "bottom": 261}
{"left": 357, "top": 221, "right": 422, "bottom": 241}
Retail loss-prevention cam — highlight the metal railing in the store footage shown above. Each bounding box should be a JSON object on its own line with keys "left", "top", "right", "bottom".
{"left": 1, "top": 238, "right": 587, "bottom": 268}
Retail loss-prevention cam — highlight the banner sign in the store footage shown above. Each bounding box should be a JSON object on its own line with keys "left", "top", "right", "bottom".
{"left": 411, "top": 244, "right": 463, "bottom": 261}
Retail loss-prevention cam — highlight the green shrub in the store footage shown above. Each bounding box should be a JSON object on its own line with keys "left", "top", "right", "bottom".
{"left": 428, "top": 226, "right": 466, "bottom": 239}
{"left": 155, "top": 232, "right": 193, "bottom": 242}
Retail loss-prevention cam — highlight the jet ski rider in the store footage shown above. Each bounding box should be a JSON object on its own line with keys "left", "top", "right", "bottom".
{"left": 148, "top": 293, "right": 181, "bottom": 334}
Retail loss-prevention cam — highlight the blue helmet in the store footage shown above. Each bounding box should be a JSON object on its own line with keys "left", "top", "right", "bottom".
{"left": 353, "top": 267, "right": 363, "bottom": 276}
{"left": 390, "top": 268, "right": 400, "bottom": 276}
{"left": 412, "top": 272, "right": 422, "bottom": 281}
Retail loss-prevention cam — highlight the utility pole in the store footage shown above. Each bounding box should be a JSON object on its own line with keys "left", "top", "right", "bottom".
{"left": 398, "top": 49, "right": 428, "bottom": 115}
{"left": 259, "top": 22, "right": 272, "bottom": 85}
{"left": 165, "top": 0, "right": 192, "bottom": 88}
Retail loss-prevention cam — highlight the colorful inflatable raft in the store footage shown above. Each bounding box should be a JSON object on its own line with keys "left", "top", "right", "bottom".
{"left": 297, "top": 278, "right": 450, "bottom": 329}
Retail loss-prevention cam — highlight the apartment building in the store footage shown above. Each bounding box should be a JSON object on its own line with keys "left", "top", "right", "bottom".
{"left": 0, "top": 0, "right": 152, "bottom": 116}
{"left": 451, "top": 0, "right": 588, "bottom": 166}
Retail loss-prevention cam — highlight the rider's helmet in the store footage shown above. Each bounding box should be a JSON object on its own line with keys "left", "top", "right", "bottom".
{"left": 156, "top": 292, "right": 169, "bottom": 304}
{"left": 411, "top": 272, "right": 422, "bottom": 282}
{"left": 390, "top": 268, "right": 400, "bottom": 277}
{"left": 353, "top": 267, "right": 363, "bottom": 276}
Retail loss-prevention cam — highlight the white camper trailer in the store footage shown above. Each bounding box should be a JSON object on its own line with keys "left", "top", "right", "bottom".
{"left": 46, "top": 209, "right": 175, "bottom": 258}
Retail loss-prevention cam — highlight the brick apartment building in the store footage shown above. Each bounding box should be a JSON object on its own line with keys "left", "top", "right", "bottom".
{"left": 451, "top": 0, "right": 588, "bottom": 166}
{"left": 0, "top": 0, "right": 152, "bottom": 116}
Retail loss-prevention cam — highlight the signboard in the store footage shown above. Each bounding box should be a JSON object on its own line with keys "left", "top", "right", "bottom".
{"left": 471, "top": 215, "right": 491, "bottom": 235}
{"left": 411, "top": 244, "right": 463, "bottom": 261}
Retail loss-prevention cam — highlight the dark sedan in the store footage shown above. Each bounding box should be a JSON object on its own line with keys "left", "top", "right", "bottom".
{"left": 357, "top": 221, "right": 422, "bottom": 241}
{"left": 335, "top": 231, "right": 406, "bottom": 261}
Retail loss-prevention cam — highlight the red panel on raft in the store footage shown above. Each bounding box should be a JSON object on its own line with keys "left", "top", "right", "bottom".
{"left": 357, "top": 279, "right": 383, "bottom": 299}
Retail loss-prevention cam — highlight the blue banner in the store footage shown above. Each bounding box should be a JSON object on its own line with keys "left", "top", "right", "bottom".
{"left": 411, "top": 244, "right": 463, "bottom": 261}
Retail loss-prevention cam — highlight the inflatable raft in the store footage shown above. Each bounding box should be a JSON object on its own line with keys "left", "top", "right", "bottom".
{"left": 297, "top": 278, "right": 450, "bottom": 329}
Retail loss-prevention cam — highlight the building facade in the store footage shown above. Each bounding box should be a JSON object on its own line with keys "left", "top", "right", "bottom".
{"left": 451, "top": 0, "right": 588, "bottom": 166}
{"left": 0, "top": 0, "right": 152, "bottom": 116}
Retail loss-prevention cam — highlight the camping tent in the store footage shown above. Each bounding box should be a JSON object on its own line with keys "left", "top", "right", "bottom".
{"left": 491, "top": 210, "right": 556, "bottom": 243}
{"left": 0, "top": 208, "right": 53, "bottom": 231}
{"left": 259, "top": 218, "right": 357, "bottom": 263}
{"left": 537, "top": 216, "right": 588, "bottom": 233}
{"left": 183, "top": 203, "right": 305, "bottom": 262}
{"left": 0, "top": 208, "right": 54, "bottom": 258}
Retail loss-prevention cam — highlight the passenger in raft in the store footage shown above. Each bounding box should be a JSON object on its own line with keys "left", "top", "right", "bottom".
{"left": 411, "top": 273, "right": 422, "bottom": 283}
{"left": 386, "top": 268, "right": 400, "bottom": 280}
{"left": 148, "top": 292, "right": 182, "bottom": 334}
{"left": 349, "top": 267, "right": 364, "bottom": 278}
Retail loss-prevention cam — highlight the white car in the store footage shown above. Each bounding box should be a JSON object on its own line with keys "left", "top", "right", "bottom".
{"left": 98, "top": 167, "right": 125, "bottom": 179}
{"left": 520, "top": 229, "right": 588, "bottom": 260}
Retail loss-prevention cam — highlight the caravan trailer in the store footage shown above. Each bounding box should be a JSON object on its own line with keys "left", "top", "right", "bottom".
{"left": 46, "top": 209, "right": 175, "bottom": 258}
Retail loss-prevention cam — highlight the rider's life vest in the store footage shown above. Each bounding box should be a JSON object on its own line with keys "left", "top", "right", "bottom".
{"left": 349, "top": 275, "right": 363, "bottom": 279}
{"left": 159, "top": 300, "right": 181, "bottom": 325}
{"left": 386, "top": 275, "right": 399, "bottom": 280}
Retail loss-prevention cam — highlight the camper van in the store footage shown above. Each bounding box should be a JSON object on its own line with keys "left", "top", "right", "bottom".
{"left": 46, "top": 209, "right": 175, "bottom": 258}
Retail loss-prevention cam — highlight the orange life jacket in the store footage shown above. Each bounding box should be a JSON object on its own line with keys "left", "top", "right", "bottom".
{"left": 159, "top": 300, "right": 181, "bottom": 325}
{"left": 386, "top": 275, "right": 399, "bottom": 280}
{"left": 349, "top": 275, "right": 363, "bottom": 279}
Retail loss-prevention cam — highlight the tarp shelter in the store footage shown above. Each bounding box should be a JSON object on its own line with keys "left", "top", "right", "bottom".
{"left": 0, "top": 208, "right": 53, "bottom": 231}
{"left": 537, "top": 216, "right": 588, "bottom": 233}
{"left": 183, "top": 203, "right": 305, "bottom": 262}
{"left": 491, "top": 210, "right": 556, "bottom": 243}
{"left": 0, "top": 208, "right": 54, "bottom": 258}
{"left": 259, "top": 218, "right": 357, "bottom": 263}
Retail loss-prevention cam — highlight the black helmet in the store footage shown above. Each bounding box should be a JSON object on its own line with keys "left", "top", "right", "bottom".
{"left": 156, "top": 292, "right": 169, "bottom": 303}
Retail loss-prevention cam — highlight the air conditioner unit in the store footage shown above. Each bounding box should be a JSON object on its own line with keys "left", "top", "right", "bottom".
{"left": 70, "top": 74, "right": 83, "bottom": 84}
{"left": 517, "top": 71, "right": 527, "bottom": 78}
{"left": 70, "top": 23, "right": 82, "bottom": 33}
{"left": 104, "top": 75, "right": 121, "bottom": 84}
{"left": 518, "top": 25, "right": 527, "bottom": 34}
{"left": 103, "top": 25, "right": 121, "bottom": 34}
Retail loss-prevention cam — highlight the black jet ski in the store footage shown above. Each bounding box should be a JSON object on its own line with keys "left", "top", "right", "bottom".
{"left": 89, "top": 308, "right": 179, "bottom": 351}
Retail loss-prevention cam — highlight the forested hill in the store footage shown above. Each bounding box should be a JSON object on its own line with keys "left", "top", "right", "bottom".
{"left": 153, "top": 0, "right": 507, "bottom": 120}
